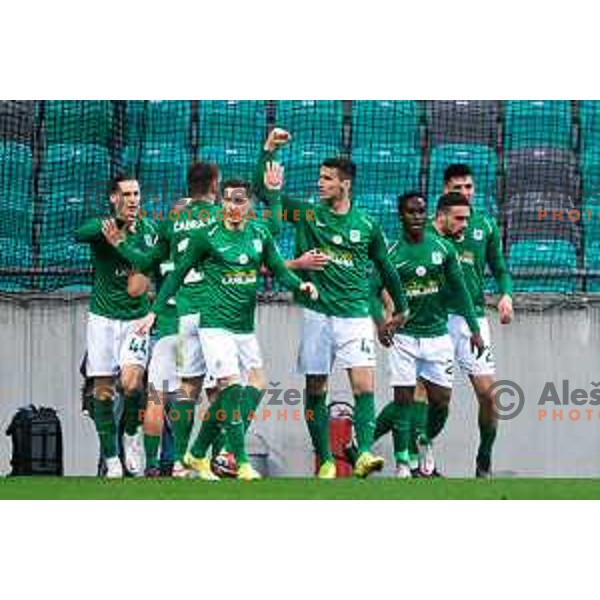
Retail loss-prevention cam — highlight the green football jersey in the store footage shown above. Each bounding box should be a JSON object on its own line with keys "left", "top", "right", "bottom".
{"left": 170, "top": 200, "right": 220, "bottom": 317}
{"left": 76, "top": 217, "right": 159, "bottom": 320}
{"left": 371, "top": 232, "right": 480, "bottom": 338}
{"left": 112, "top": 200, "right": 219, "bottom": 331}
{"left": 428, "top": 208, "right": 512, "bottom": 318}
{"left": 154, "top": 220, "right": 303, "bottom": 334}
{"left": 255, "top": 149, "right": 407, "bottom": 318}
{"left": 148, "top": 219, "right": 178, "bottom": 339}
{"left": 118, "top": 197, "right": 283, "bottom": 320}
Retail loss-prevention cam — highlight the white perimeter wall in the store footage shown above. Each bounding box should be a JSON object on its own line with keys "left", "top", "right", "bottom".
{"left": 1, "top": 298, "right": 599, "bottom": 477}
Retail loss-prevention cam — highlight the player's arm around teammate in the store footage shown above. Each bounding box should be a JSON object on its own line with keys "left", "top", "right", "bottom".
{"left": 136, "top": 184, "right": 317, "bottom": 481}
{"left": 102, "top": 217, "right": 169, "bottom": 273}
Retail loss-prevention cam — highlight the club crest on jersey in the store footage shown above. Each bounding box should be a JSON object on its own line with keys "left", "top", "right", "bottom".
{"left": 473, "top": 229, "right": 483, "bottom": 241}
{"left": 239, "top": 253, "right": 249, "bottom": 265}
{"left": 332, "top": 234, "right": 343, "bottom": 245}
{"left": 160, "top": 261, "right": 174, "bottom": 275}
{"left": 349, "top": 229, "right": 361, "bottom": 243}
{"left": 415, "top": 265, "right": 427, "bottom": 277}
{"left": 253, "top": 239, "right": 263, "bottom": 253}
{"left": 144, "top": 234, "right": 157, "bottom": 247}
{"left": 431, "top": 251, "right": 443, "bottom": 265}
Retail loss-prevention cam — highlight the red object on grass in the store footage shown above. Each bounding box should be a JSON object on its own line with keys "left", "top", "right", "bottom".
{"left": 314, "top": 401, "right": 354, "bottom": 477}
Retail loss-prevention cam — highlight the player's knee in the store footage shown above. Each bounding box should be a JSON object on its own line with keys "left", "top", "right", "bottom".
{"left": 143, "top": 408, "right": 164, "bottom": 435}
{"left": 393, "top": 387, "right": 414, "bottom": 405}
{"left": 93, "top": 379, "right": 114, "bottom": 401}
{"left": 428, "top": 389, "right": 451, "bottom": 408}
{"left": 181, "top": 377, "right": 202, "bottom": 401}
{"left": 247, "top": 369, "right": 266, "bottom": 392}
{"left": 473, "top": 375, "right": 496, "bottom": 405}
{"left": 121, "top": 369, "right": 144, "bottom": 394}
{"left": 414, "top": 380, "right": 429, "bottom": 403}
{"left": 122, "top": 380, "right": 144, "bottom": 397}
{"left": 305, "top": 375, "right": 328, "bottom": 396}
{"left": 349, "top": 367, "right": 374, "bottom": 396}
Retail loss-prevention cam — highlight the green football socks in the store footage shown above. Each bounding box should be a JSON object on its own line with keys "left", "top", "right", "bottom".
{"left": 93, "top": 396, "right": 117, "bottom": 459}
{"left": 305, "top": 392, "right": 332, "bottom": 463}
{"left": 353, "top": 392, "right": 376, "bottom": 454}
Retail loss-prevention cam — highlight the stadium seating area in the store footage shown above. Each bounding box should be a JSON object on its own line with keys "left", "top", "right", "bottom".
{"left": 0, "top": 100, "right": 597, "bottom": 292}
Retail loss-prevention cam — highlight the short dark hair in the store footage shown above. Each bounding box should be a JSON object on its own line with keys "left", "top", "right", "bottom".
{"left": 222, "top": 179, "right": 252, "bottom": 196}
{"left": 398, "top": 191, "right": 426, "bottom": 213}
{"left": 109, "top": 174, "right": 137, "bottom": 195}
{"left": 443, "top": 163, "right": 473, "bottom": 184}
{"left": 321, "top": 157, "right": 357, "bottom": 182}
{"left": 436, "top": 192, "right": 471, "bottom": 215}
{"left": 188, "top": 161, "right": 219, "bottom": 197}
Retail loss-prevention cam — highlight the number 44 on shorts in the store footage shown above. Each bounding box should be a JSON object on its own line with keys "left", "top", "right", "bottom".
{"left": 360, "top": 338, "right": 374, "bottom": 355}
{"left": 128, "top": 335, "right": 148, "bottom": 356}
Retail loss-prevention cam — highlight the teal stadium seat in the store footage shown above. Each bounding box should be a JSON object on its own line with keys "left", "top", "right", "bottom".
{"left": 428, "top": 144, "right": 497, "bottom": 214}
{"left": 43, "top": 101, "right": 113, "bottom": 145}
{"left": 0, "top": 141, "right": 32, "bottom": 199}
{"left": 354, "top": 194, "right": 399, "bottom": 241}
{"left": 276, "top": 101, "right": 344, "bottom": 147}
{"left": 0, "top": 236, "right": 32, "bottom": 291}
{"left": 0, "top": 142, "right": 33, "bottom": 243}
{"left": 198, "top": 144, "right": 256, "bottom": 184}
{"left": 40, "top": 237, "right": 91, "bottom": 267}
{"left": 0, "top": 193, "right": 33, "bottom": 244}
{"left": 39, "top": 235, "right": 91, "bottom": 291}
{"left": 39, "top": 144, "right": 109, "bottom": 258}
{"left": 581, "top": 150, "right": 600, "bottom": 202}
{"left": 584, "top": 240, "right": 600, "bottom": 292}
{"left": 352, "top": 101, "right": 419, "bottom": 150}
{"left": 0, "top": 101, "right": 34, "bottom": 144}
{"left": 199, "top": 101, "right": 266, "bottom": 147}
{"left": 127, "top": 101, "right": 191, "bottom": 146}
{"left": 424, "top": 101, "right": 498, "bottom": 146}
{"left": 40, "top": 144, "right": 110, "bottom": 197}
{"left": 581, "top": 198, "right": 600, "bottom": 248}
{"left": 579, "top": 101, "right": 600, "bottom": 152}
{"left": 55, "top": 284, "right": 93, "bottom": 293}
{"left": 504, "top": 101, "right": 572, "bottom": 150}
{"left": 125, "top": 144, "right": 189, "bottom": 210}
{"left": 579, "top": 103, "right": 600, "bottom": 201}
{"left": 40, "top": 145, "right": 110, "bottom": 235}
{"left": 352, "top": 145, "right": 420, "bottom": 198}
{"left": 583, "top": 199, "right": 600, "bottom": 291}
{"left": 508, "top": 239, "right": 577, "bottom": 293}
{"left": 39, "top": 193, "right": 88, "bottom": 252}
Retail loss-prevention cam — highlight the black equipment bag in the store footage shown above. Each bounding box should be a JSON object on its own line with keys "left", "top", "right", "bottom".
{"left": 6, "top": 405, "right": 64, "bottom": 476}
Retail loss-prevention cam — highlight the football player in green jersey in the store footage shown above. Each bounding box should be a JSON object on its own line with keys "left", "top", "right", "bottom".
{"left": 110, "top": 163, "right": 286, "bottom": 477}
{"left": 103, "top": 196, "right": 193, "bottom": 477}
{"left": 103, "top": 162, "right": 223, "bottom": 477}
{"left": 257, "top": 128, "right": 409, "bottom": 479}
{"left": 76, "top": 176, "right": 158, "bottom": 478}
{"left": 371, "top": 192, "right": 484, "bottom": 477}
{"left": 135, "top": 179, "right": 318, "bottom": 480}
{"left": 416, "top": 164, "right": 513, "bottom": 477}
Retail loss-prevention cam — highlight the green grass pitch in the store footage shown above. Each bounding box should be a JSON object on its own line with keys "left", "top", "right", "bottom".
{"left": 1, "top": 477, "right": 600, "bottom": 499}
